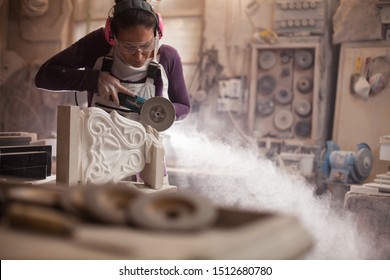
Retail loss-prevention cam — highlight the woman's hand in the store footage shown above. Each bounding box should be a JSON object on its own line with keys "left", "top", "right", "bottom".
{"left": 98, "top": 72, "right": 135, "bottom": 106}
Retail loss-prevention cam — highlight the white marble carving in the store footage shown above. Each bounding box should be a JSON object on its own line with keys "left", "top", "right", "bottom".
{"left": 80, "top": 107, "right": 148, "bottom": 185}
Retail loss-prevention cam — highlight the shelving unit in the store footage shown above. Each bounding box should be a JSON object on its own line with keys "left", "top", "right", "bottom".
{"left": 248, "top": 37, "right": 321, "bottom": 144}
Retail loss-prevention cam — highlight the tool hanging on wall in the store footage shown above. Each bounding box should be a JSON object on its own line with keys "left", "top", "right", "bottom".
{"left": 275, "top": 88, "right": 293, "bottom": 105}
{"left": 258, "top": 50, "right": 277, "bottom": 70}
{"left": 273, "top": 109, "right": 294, "bottom": 131}
{"left": 294, "top": 99, "right": 312, "bottom": 117}
{"left": 350, "top": 55, "right": 363, "bottom": 95}
{"left": 295, "top": 50, "right": 314, "bottom": 69}
{"left": 296, "top": 77, "right": 313, "bottom": 94}
{"left": 369, "top": 55, "right": 390, "bottom": 94}
{"left": 353, "top": 57, "right": 372, "bottom": 99}
{"left": 189, "top": 47, "right": 224, "bottom": 108}
{"left": 350, "top": 55, "right": 390, "bottom": 99}
{"left": 294, "top": 120, "right": 311, "bottom": 138}
{"left": 257, "top": 99, "right": 275, "bottom": 116}
{"left": 258, "top": 74, "right": 277, "bottom": 95}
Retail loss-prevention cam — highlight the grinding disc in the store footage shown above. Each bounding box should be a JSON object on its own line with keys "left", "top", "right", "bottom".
{"left": 258, "top": 75, "right": 277, "bottom": 95}
{"left": 84, "top": 185, "right": 140, "bottom": 225}
{"left": 275, "top": 88, "right": 293, "bottom": 105}
{"left": 127, "top": 192, "right": 217, "bottom": 232}
{"left": 296, "top": 77, "right": 313, "bottom": 94}
{"left": 280, "top": 50, "right": 293, "bottom": 64}
{"left": 295, "top": 50, "right": 314, "bottom": 69}
{"left": 60, "top": 185, "right": 95, "bottom": 217}
{"left": 258, "top": 50, "right": 277, "bottom": 70}
{"left": 257, "top": 99, "right": 275, "bottom": 116}
{"left": 140, "top": 96, "right": 176, "bottom": 132}
{"left": 280, "top": 67, "right": 291, "bottom": 78}
{"left": 355, "top": 148, "right": 373, "bottom": 180}
{"left": 273, "top": 110, "right": 294, "bottom": 131}
{"left": 7, "top": 186, "right": 63, "bottom": 208}
{"left": 294, "top": 99, "right": 312, "bottom": 117}
{"left": 6, "top": 202, "right": 75, "bottom": 237}
{"left": 60, "top": 187, "right": 85, "bottom": 216}
{"left": 294, "top": 120, "right": 311, "bottom": 138}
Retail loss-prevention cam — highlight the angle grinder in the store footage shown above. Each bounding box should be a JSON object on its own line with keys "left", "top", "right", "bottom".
{"left": 118, "top": 93, "right": 176, "bottom": 132}
{"left": 92, "top": 93, "right": 176, "bottom": 132}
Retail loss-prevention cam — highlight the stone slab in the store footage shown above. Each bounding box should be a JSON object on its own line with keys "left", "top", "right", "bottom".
{"left": 56, "top": 106, "right": 81, "bottom": 187}
{"left": 0, "top": 145, "right": 52, "bottom": 176}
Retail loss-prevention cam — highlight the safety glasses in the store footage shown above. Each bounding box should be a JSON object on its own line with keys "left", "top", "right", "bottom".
{"left": 116, "top": 38, "right": 155, "bottom": 55}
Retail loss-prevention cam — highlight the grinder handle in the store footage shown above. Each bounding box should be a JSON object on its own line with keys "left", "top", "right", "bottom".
{"left": 118, "top": 92, "right": 146, "bottom": 114}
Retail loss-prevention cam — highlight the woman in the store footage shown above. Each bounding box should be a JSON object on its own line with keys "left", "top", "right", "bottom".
{"left": 35, "top": 0, "right": 190, "bottom": 121}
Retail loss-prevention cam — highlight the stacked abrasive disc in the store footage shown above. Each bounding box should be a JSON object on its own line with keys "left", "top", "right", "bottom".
{"left": 254, "top": 47, "right": 315, "bottom": 139}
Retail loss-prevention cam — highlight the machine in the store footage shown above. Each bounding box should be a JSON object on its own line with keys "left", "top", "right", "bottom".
{"left": 321, "top": 141, "right": 373, "bottom": 184}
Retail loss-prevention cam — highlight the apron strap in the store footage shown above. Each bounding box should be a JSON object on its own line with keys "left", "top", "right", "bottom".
{"left": 146, "top": 35, "right": 161, "bottom": 85}
{"left": 100, "top": 46, "right": 160, "bottom": 85}
{"left": 101, "top": 56, "right": 114, "bottom": 72}
{"left": 146, "top": 61, "right": 159, "bottom": 84}
{"left": 101, "top": 47, "right": 115, "bottom": 72}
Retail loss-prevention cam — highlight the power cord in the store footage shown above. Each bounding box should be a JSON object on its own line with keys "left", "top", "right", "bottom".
{"left": 74, "top": 91, "right": 79, "bottom": 106}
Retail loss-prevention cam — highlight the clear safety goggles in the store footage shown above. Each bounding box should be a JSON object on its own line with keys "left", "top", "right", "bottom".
{"left": 116, "top": 38, "right": 155, "bottom": 55}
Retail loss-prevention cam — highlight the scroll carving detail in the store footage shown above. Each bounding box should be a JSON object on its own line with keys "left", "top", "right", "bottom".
{"left": 81, "top": 108, "right": 147, "bottom": 184}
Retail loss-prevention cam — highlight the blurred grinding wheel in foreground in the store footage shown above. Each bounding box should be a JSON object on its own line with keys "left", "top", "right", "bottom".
{"left": 127, "top": 191, "right": 217, "bottom": 232}
{"left": 0, "top": 180, "right": 314, "bottom": 259}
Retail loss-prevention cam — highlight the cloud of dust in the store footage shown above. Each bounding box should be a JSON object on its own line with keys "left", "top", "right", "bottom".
{"left": 165, "top": 120, "right": 378, "bottom": 259}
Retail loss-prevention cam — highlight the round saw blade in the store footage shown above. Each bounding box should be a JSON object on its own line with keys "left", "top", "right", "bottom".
{"left": 140, "top": 96, "right": 176, "bottom": 132}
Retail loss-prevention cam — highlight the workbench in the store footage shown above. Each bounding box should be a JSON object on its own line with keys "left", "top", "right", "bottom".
{"left": 344, "top": 185, "right": 390, "bottom": 259}
{"left": 0, "top": 180, "right": 313, "bottom": 260}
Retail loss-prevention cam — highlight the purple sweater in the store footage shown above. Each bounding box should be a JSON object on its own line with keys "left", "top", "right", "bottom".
{"left": 35, "top": 28, "right": 190, "bottom": 120}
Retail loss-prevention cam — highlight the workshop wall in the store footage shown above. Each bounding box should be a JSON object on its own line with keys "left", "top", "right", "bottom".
{"left": 197, "top": 0, "right": 389, "bottom": 185}
{"left": 0, "top": 0, "right": 389, "bottom": 182}
{"left": 0, "top": 0, "right": 74, "bottom": 138}
{"left": 0, "top": 0, "right": 204, "bottom": 137}
{"left": 0, "top": 0, "right": 389, "bottom": 260}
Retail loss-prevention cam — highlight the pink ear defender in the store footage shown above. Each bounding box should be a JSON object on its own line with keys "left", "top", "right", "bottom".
{"left": 104, "top": 17, "right": 115, "bottom": 46}
{"left": 157, "top": 12, "right": 164, "bottom": 39}
{"left": 104, "top": 3, "right": 164, "bottom": 46}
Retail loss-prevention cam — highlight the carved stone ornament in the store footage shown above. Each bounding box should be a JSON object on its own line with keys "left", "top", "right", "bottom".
{"left": 80, "top": 107, "right": 148, "bottom": 185}
{"left": 21, "top": 0, "right": 49, "bottom": 18}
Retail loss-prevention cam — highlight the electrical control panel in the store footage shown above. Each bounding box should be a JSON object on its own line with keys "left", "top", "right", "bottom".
{"left": 248, "top": 37, "right": 320, "bottom": 142}
{"left": 217, "top": 78, "right": 243, "bottom": 113}
{"left": 274, "top": 0, "right": 325, "bottom": 35}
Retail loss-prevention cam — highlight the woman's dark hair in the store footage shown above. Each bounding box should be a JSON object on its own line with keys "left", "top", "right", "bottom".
{"left": 111, "top": 0, "right": 157, "bottom": 36}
